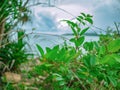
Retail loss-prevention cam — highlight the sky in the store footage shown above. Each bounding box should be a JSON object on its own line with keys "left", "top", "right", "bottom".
{"left": 23, "top": 0, "right": 120, "bottom": 34}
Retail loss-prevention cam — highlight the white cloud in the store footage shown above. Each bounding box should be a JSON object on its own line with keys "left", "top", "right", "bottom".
{"left": 25, "top": 0, "right": 120, "bottom": 34}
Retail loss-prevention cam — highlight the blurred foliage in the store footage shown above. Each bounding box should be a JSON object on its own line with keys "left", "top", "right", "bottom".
{"left": 27, "top": 13, "right": 120, "bottom": 89}
{"left": 0, "top": 0, "right": 31, "bottom": 45}
{"left": 0, "top": 2, "right": 120, "bottom": 89}
{"left": 0, "top": 30, "right": 30, "bottom": 71}
{"left": 0, "top": 0, "right": 30, "bottom": 23}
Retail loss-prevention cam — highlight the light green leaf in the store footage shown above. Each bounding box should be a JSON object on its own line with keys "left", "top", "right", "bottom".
{"left": 59, "top": 81, "right": 66, "bottom": 86}
{"left": 107, "top": 39, "right": 120, "bottom": 53}
{"left": 36, "top": 44, "right": 44, "bottom": 57}
{"left": 108, "top": 76, "right": 117, "bottom": 87}
{"left": 101, "top": 54, "right": 120, "bottom": 65}
{"left": 99, "top": 46, "right": 106, "bottom": 55}
{"left": 90, "top": 55, "right": 96, "bottom": 66}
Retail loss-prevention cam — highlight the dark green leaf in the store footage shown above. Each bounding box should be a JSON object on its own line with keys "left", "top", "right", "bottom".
{"left": 53, "top": 45, "right": 59, "bottom": 51}
{"left": 83, "top": 54, "right": 96, "bottom": 67}
{"left": 85, "top": 17, "right": 93, "bottom": 24}
{"left": 46, "top": 47, "right": 51, "bottom": 53}
{"left": 78, "top": 16, "right": 84, "bottom": 19}
{"left": 83, "top": 42, "right": 94, "bottom": 51}
{"left": 81, "top": 13, "right": 86, "bottom": 17}
{"left": 87, "top": 14, "right": 93, "bottom": 18}
{"left": 63, "top": 20, "right": 78, "bottom": 36}
{"left": 70, "top": 38, "right": 76, "bottom": 43}
{"left": 80, "top": 27, "right": 89, "bottom": 35}
{"left": 76, "top": 36, "right": 85, "bottom": 47}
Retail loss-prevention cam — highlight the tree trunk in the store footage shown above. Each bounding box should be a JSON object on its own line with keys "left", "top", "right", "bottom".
{"left": 0, "top": 18, "right": 5, "bottom": 46}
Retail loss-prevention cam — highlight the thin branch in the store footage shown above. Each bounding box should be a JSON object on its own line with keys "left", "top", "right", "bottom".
{"left": 0, "top": 61, "right": 10, "bottom": 72}
{"left": 54, "top": 5, "right": 106, "bottom": 33}
{"left": 27, "top": 2, "right": 48, "bottom": 7}
{"left": 70, "top": 69, "right": 87, "bottom": 90}
{"left": 114, "top": 22, "right": 120, "bottom": 35}
{"left": 54, "top": 6, "right": 75, "bottom": 17}
{"left": 23, "top": 0, "right": 30, "bottom": 7}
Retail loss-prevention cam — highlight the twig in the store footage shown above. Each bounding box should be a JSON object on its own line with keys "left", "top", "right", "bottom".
{"left": 9, "top": 60, "right": 15, "bottom": 70}
{"left": 70, "top": 69, "right": 87, "bottom": 90}
{"left": 23, "top": 0, "right": 30, "bottom": 7}
{"left": 27, "top": 2, "right": 48, "bottom": 7}
{"left": 68, "top": 76, "right": 74, "bottom": 87}
{"left": 114, "top": 22, "right": 120, "bottom": 35}
{"left": 0, "top": 61, "right": 10, "bottom": 72}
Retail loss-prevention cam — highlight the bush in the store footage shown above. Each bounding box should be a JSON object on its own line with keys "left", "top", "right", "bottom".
{"left": 0, "top": 30, "right": 30, "bottom": 71}
{"left": 30, "top": 13, "right": 120, "bottom": 90}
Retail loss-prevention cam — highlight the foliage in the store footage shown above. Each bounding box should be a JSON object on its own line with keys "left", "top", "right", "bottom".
{"left": 63, "top": 13, "right": 93, "bottom": 50}
{"left": 29, "top": 13, "right": 120, "bottom": 90}
{"left": 0, "top": 0, "right": 31, "bottom": 46}
{"left": 0, "top": 9, "right": 120, "bottom": 89}
{"left": 0, "top": 0, "right": 30, "bottom": 23}
{"left": 0, "top": 30, "right": 30, "bottom": 71}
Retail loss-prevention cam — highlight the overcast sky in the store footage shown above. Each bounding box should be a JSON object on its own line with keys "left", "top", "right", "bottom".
{"left": 23, "top": 0, "right": 120, "bottom": 34}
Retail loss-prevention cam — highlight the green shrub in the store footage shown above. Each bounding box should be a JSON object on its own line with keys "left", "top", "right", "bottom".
{"left": 0, "top": 30, "right": 30, "bottom": 71}
{"left": 29, "top": 13, "right": 120, "bottom": 90}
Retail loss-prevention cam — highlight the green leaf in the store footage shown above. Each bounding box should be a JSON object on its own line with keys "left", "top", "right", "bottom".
{"left": 71, "top": 26, "right": 78, "bottom": 36}
{"left": 81, "top": 13, "right": 86, "bottom": 17}
{"left": 1, "top": 0, "right": 7, "bottom": 10}
{"left": 70, "top": 38, "right": 76, "bottom": 43}
{"left": 53, "top": 45, "right": 59, "bottom": 51}
{"left": 87, "top": 14, "right": 93, "bottom": 18}
{"left": 85, "top": 17, "right": 93, "bottom": 24}
{"left": 101, "top": 54, "right": 120, "bottom": 65}
{"left": 78, "top": 16, "right": 84, "bottom": 19}
{"left": 59, "top": 81, "right": 66, "bottom": 86}
{"left": 80, "top": 27, "right": 89, "bottom": 35}
{"left": 46, "top": 47, "right": 51, "bottom": 53}
{"left": 44, "top": 63, "right": 53, "bottom": 67}
{"left": 76, "top": 36, "right": 85, "bottom": 47}
{"left": 90, "top": 55, "right": 96, "bottom": 66}
{"left": 108, "top": 76, "right": 117, "bottom": 87}
{"left": 107, "top": 38, "right": 120, "bottom": 53}
{"left": 64, "top": 20, "right": 78, "bottom": 36}
{"left": 56, "top": 77, "right": 64, "bottom": 81}
{"left": 77, "top": 16, "right": 84, "bottom": 23}
{"left": 114, "top": 55, "right": 120, "bottom": 63}
{"left": 12, "top": 2, "right": 18, "bottom": 18}
{"left": 77, "top": 17, "right": 82, "bottom": 22}
{"left": 99, "top": 46, "right": 106, "bottom": 55}
{"left": 78, "top": 73, "right": 87, "bottom": 79}
{"left": 52, "top": 73, "right": 61, "bottom": 76}
{"left": 45, "top": 45, "right": 60, "bottom": 61}
{"left": 83, "top": 42, "right": 94, "bottom": 51}
{"left": 36, "top": 44, "right": 44, "bottom": 57}
{"left": 83, "top": 54, "right": 96, "bottom": 67}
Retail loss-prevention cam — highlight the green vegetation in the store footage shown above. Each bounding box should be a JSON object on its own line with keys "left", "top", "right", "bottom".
{"left": 0, "top": 30, "right": 30, "bottom": 71}
{"left": 29, "top": 13, "right": 120, "bottom": 90}
{"left": 0, "top": 0, "right": 120, "bottom": 90}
